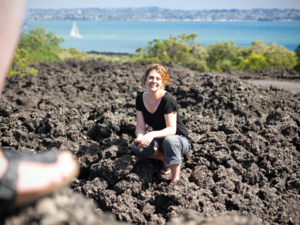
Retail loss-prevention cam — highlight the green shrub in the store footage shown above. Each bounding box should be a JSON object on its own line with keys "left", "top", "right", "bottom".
{"left": 293, "top": 43, "right": 300, "bottom": 71}
{"left": 9, "top": 26, "right": 65, "bottom": 76}
{"left": 10, "top": 28, "right": 298, "bottom": 76}
{"left": 240, "top": 53, "right": 267, "bottom": 69}
{"left": 19, "top": 26, "right": 64, "bottom": 50}
{"left": 19, "top": 26, "right": 64, "bottom": 63}
{"left": 135, "top": 33, "right": 209, "bottom": 72}
{"left": 242, "top": 41, "right": 296, "bottom": 69}
{"left": 136, "top": 35, "right": 297, "bottom": 72}
{"left": 206, "top": 41, "right": 242, "bottom": 71}
{"left": 9, "top": 49, "right": 38, "bottom": 76}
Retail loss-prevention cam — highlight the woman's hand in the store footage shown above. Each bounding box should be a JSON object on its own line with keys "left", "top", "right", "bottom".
{"left": 133, "top": 135, "right": 144, "bottom": 148}
{"left": 140, "top": 132, "right": 155, "bottom": 147}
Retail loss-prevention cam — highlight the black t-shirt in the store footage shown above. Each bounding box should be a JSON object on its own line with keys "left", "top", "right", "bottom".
{"left": 136, "top": 92, "right": 190, "bottom": 141}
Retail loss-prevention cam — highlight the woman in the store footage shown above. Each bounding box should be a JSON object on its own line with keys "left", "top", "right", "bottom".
{"left": 132, "top": 64, "right": 191, "bottom": 182}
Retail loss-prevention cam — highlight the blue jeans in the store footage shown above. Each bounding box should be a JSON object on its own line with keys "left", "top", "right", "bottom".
{"left": 131, "top": 135, "right": 190, "bottom": 165}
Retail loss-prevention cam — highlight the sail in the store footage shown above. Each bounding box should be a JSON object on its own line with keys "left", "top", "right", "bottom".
{"left": 70, "top": 21, "right": 82, "bottom": 38}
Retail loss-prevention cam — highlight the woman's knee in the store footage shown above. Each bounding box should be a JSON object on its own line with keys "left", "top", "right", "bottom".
{"left": 162, "top": 135, "right": 180, "bottom": 150}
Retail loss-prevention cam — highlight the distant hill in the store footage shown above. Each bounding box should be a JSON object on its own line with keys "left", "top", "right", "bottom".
{"left": 28, "top": 7, "right": 300, "bottom": 21}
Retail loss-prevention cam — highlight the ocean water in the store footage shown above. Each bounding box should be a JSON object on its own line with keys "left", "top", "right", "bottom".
{"left": 25, "top": 21, "right": 300, "bottom": 53}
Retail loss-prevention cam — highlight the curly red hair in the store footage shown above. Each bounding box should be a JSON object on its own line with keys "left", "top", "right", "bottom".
{"left": 142, "top": 64, "right": 171, "bottom": 90}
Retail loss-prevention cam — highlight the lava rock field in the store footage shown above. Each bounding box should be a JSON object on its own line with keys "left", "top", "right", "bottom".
{"left": 1, "top": 60, "right": 300, "bottom": 225}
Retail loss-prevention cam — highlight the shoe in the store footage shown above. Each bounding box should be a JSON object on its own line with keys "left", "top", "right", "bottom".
{"left": 0, "top": 150, "right": 79, "bottom": 213}
{"left": 3, "top": 149, "right": 57, "bottom": 163}
{"left": 161, "top": 166, "right": 171, "bottom": 175}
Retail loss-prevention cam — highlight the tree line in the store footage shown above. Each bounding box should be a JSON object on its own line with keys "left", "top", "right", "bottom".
{"left": 10, "top": 27, "right": 300, "bottom": 76}
{"left": 133, "top": 33, "right": 298, "bottom": 72}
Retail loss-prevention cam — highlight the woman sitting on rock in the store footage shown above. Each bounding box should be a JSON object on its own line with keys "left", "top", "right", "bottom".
{"left": 132, "top": 64, "right": 191, "bottom": 182}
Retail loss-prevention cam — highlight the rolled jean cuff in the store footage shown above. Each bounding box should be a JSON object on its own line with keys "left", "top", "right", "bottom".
{"left": 165, "top": 156, "right": 182, "bottom": 165}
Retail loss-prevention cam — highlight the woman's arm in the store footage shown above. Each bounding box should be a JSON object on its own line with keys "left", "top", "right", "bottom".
{"left": 135, "top": 110, "right": 146, "bottom": 140}
{"left": 140, "top": 111, "right": 177, "bottom": 146}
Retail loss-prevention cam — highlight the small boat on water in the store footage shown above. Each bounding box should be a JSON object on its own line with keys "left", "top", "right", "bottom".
{"left": 70, "top": 20, "right": 82, "bottom": 38}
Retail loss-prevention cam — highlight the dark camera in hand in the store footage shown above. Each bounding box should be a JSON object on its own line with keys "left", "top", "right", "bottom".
{"left": 134, "top": 139, "right": 143, "bottom": 148}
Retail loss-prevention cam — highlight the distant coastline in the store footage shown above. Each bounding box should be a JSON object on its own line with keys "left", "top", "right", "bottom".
{"left": 27, "top": 7, "right": 300, "bottom": 22}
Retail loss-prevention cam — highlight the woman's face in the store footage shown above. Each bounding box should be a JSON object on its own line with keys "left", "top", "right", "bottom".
{"left": 146, "top": 70, "right": 163, "bottom": 92}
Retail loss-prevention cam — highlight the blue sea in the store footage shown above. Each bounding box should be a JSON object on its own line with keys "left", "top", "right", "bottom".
{"left": 24, "top": 21, "right": 300, "bottom": 53}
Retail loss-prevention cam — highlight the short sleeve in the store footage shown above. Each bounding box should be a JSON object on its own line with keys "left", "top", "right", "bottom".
{"left": 163, "top": 93, "right": 178, "bottom": 114}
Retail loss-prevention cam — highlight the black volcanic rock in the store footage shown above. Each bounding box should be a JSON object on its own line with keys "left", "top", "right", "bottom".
{"left": 1, "top": 60, "right": 300, "bottom": 225}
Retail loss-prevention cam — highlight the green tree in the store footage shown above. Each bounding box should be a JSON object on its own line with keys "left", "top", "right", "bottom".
{"left": 206, "top": 41, "right": 242, "bottom": 71}
{"left": 18, "top": 26, "right": 64, "bottom": 63}
{"left": 9, "top": 26, "right": 65, "bottom": 76}
{"left": 135, "top": 33, "right": 208, "bottom": 72}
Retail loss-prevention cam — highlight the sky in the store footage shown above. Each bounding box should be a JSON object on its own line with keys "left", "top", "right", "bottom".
{"left": 28, "top": 0, "right": 300, "bottom": 10}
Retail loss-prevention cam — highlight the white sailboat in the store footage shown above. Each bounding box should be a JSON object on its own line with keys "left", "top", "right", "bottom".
{"left": 70, "top": 20, "right": 82, "bottom": 38}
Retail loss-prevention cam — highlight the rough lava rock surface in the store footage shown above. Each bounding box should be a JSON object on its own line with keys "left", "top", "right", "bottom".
{"left": 1, "top": 60, "right": 300, "bottom": 225}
